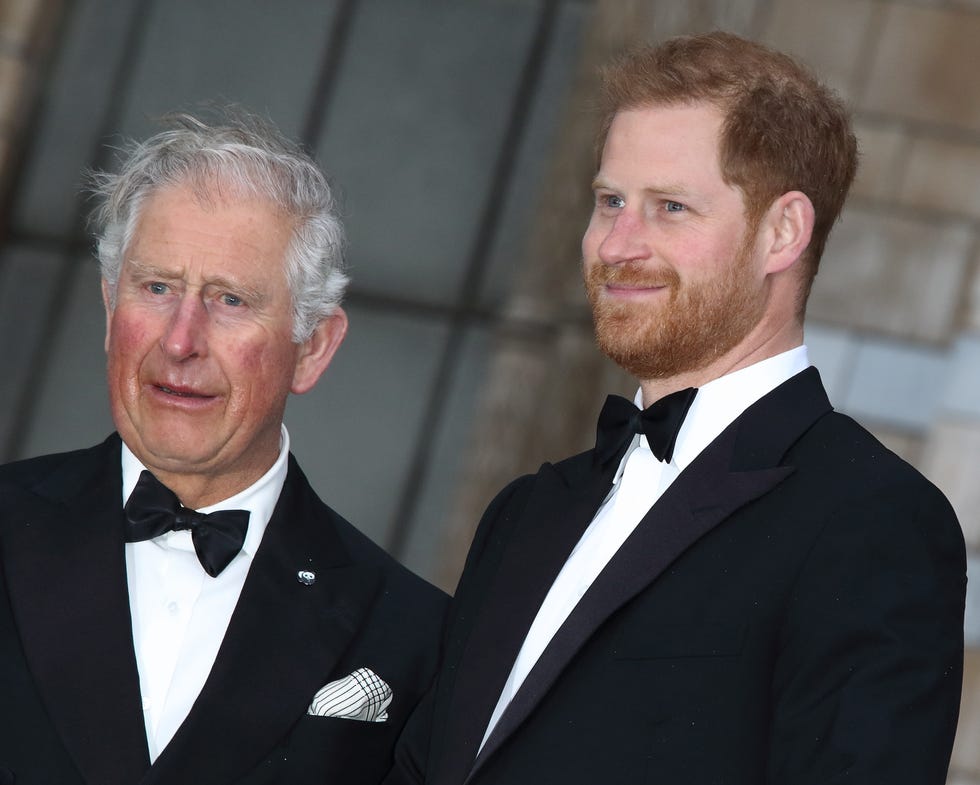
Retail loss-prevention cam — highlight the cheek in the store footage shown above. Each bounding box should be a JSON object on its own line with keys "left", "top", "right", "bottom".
{"left": 224, "top": 335, "right": 298, "bottom": 398}
{"left": 669, "top": 236, "right": 730, "bottom": 283}
{"left": 107, "top": 313, "right": 154, "bottom": 372}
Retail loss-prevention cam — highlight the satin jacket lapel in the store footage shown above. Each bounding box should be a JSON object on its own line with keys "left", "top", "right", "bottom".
{"left": 142, "top": 456, "right": 382, "bottom": 785}
{"left": 471, "top": 368, "right": 832, "bottom": 778}
{"left": 436, "top": 457, "right": 616, "bottom": 785}
{"left": 0, "top": 435, "right": 150, "bottom": 785}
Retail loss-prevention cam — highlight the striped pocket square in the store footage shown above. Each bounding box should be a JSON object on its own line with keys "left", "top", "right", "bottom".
{"left": 307, "top": 667, "right": 392, "bottom": 722}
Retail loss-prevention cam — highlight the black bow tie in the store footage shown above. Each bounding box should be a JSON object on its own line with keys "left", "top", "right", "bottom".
{"left": 124, "top": 470, "right": 250, "bottom": 578}
{"left": 595, "top": 387, "right": 698, "bottom": 466}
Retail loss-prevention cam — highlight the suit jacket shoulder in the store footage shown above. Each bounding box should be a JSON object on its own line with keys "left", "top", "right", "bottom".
{"left": 780, "top": 407, "right": 963, "bottom": 563}
{"left": 0, "top": 434, "right": 121, "bottom": 503}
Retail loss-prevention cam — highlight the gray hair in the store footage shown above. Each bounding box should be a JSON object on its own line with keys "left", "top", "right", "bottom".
{"left": 90, "top": 109, "right": 348, "bottom": 342}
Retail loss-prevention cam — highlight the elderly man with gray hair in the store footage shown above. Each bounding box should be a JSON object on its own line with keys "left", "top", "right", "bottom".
{"left": 0, "top": 110, "right": 447, "bottom": 785}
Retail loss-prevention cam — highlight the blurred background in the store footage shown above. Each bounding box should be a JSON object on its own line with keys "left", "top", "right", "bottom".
{"left": 1, "top": 0, "right": 978, "bottom": 777}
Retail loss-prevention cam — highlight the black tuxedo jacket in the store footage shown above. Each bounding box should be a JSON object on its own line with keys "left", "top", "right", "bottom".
{"left": 391, "top": 368, "right": 966, "bottom": 785}
{"left": 0, "top": 434, "right": 448, "bottom": 785}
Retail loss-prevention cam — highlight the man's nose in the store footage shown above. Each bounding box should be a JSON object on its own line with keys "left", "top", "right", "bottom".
{"left": 596, "top": 212, "right": 651, "bottom": 266}
{"left": 160, "top": 295, "right": 208, "bottom": 360}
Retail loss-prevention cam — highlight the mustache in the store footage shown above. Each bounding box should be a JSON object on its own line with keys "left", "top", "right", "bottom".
{"left": 585, "top": 263, "right": 680, "bottom": 289}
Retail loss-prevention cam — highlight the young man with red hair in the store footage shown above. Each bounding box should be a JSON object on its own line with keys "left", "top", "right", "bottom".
{"left": 391, "top": 32, "right": 966, "bottom": 785}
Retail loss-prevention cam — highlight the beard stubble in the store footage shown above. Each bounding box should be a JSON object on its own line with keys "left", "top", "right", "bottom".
{"left": 584, "top": 235, "right": 765, "bottom": 380}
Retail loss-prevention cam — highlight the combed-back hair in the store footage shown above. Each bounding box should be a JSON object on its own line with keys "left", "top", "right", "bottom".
{"left": 597, "top": 32, "right": 858, "bottom": 298}
{"left": 90, "top": 108, "right": 347, "bottom": 342}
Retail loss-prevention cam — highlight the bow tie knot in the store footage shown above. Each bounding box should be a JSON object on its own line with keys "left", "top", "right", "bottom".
{"left": 595, "top": 387, "right": 697, "bottom": 467}
{"left": 124, "top": 470, "right": 250, "bottom": 577}
{"left": 171, "top": 509, "right": 219, "bottom": 532}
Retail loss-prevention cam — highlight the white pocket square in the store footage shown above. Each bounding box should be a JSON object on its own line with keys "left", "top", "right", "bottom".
{"left": 307, "top": 667, "right": 392, "bottom": 722}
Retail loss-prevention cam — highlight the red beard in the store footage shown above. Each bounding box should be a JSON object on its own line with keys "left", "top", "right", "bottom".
{"left": 584, "top": 242, "right": 765, "bottom": 380}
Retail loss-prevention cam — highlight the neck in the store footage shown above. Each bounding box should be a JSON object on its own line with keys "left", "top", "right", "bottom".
{"left": 638, "top": 318, "right": 803, "bottom": 407}
{"left": 150, "top": 470, "right": 265, "bottom": 509}
{"left": 121, "top": 426, "right": 285, "bottom": 510}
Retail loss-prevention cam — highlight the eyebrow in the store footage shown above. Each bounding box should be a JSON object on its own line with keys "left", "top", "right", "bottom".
{"left": 591, "top": 178, "right": 689, "bottom": 196}
{"left": 126, "top": 259, "right": 180, "bottom": 280}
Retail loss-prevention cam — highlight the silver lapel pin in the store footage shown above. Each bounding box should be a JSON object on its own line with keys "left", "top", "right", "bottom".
{"left": 297, "top": 570, "right": 316, "bottom": 586}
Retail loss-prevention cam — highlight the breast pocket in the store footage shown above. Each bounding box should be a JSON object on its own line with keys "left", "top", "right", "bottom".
{"left": 261, "top": 714, "right": 398, "bottom": 785}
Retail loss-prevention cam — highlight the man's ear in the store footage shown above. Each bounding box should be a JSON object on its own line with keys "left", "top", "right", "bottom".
{"left": 763, "top": 191, "right": 814, "bottom": 275}
{"left": 291, "top": 307, "right": 349, "bottom": 394}
{"left": 102, "top": 278, "right": 114, "bottom": 353}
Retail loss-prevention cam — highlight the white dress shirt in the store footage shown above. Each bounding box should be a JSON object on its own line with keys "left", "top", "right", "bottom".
{"left": 122, "top": 425, "right": 290, "bottom": 761}
{"left": 480, "top": 346, "right": 811, "bottom": 750}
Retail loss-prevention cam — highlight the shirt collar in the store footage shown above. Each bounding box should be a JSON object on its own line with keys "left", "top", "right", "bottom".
{"left": 672, "top": 345, "right": 810, "bottom": 470}
{"left": 629, "top": 345, "right": 810, "bottom": 472}
{"left": 120, "top": 424, "right": 290, "bottom": 557}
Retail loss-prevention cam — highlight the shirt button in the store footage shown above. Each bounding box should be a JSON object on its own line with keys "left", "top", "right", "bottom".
{"left": 167, "top": 601, "right": 179, "bottom": 614}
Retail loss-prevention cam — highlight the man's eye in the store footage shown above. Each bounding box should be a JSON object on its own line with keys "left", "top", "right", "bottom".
{"left": 221, "top": 294, "right": 244, "bottom": 307}
{"left": 664, "top": 200, "right": 686, "bottom": 213}
{"left": 147, "top": 282, "right": 168, "bottom": 295}
{"left": 599, "top": 194, "right": 624, "bottom": 209}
